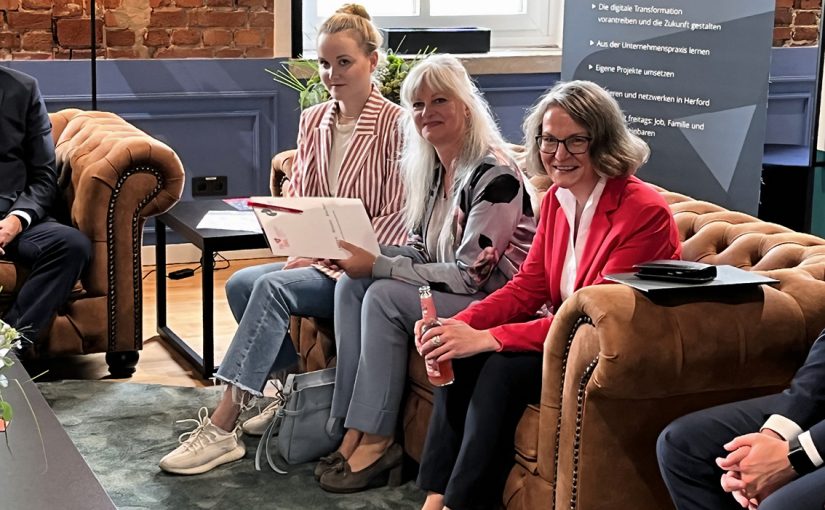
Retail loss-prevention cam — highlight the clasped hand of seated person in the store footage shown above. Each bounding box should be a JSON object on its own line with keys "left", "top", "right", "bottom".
{"left": 415, "top": 318, "right": 500, "bottom": 362}
{"left": 0, "top": 215, "right": 23, "bottom": 255}
{"left": 716, "top": 429, "right": 797, "bottom": 509}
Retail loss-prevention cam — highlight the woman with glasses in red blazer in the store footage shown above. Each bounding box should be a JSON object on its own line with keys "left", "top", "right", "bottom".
{"left": 415, "top": 80, "right": 683, "bottom": 510}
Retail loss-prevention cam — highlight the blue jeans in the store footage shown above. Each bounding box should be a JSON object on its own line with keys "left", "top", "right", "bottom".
{"left": 215, "top": 263, "right": 336, "bottom": 396}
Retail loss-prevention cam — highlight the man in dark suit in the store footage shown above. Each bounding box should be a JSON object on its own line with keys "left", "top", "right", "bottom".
{"left": 657, "top": 331, "right": 825, "bottom": 509}
{"left": 0, "top": 67, "right": 91, "bottom": 347}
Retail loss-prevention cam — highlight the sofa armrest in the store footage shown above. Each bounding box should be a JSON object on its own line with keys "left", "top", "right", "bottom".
{"left": 270, "top": 149, "right": 297, "bottom": 197}
{"left": 569, "top": 284, "right": 811, "bottom": 399}
{"left": 55, "top": 111, "right": 185, "bottom": 262}
{"left": 53, "top": 110, "right": 184, "bottom": 351}
{"left": 535, "top": 273, "right": 818, "bottom": 490}
{"left": 49, "top": 108, "right": 83, "bottom": 143}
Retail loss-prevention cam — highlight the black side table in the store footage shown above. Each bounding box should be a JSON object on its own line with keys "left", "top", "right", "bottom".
{"left": 155, "top": 199, "right": 268, "bottom": 379}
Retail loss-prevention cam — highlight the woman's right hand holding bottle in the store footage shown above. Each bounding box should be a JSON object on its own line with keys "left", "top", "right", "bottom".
{"left": 414, "top": 317, "right": 443, "bottom": 355}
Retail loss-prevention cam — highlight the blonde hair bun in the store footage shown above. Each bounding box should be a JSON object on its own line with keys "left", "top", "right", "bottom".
{"left": 337, "top": 3, "right": 372, "bottom": 20}
{"left": 320, "top": 3, "right": 381, "bottom": 53}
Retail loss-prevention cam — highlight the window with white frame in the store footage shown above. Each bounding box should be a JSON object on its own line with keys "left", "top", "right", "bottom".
{"left": 301, "top": 0, "right": 564, "bottom": 52}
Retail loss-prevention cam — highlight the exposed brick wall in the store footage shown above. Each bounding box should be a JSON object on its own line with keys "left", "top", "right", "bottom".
{"left": 0, "top": 1, "right": 820, "bottom": 60}
{"left": 0, "top": 0, "right": 275, "bottom": 59}
{"left": 775, "top": 0, "right": 822, "bottom": 46}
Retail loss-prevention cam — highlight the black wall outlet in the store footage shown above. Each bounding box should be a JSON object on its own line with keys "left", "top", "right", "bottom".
{"left": 192, "top": 176, "right": 228, "bottom": 196}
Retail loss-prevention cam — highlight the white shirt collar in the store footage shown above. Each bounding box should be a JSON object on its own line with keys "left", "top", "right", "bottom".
{"left": 556, "top": 177, "right": 608, "bottom": 302}
{"left": 554, "top": 177, "right": 607, "bottom": 217}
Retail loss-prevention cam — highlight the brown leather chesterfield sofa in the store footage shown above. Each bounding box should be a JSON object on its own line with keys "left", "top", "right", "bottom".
{"left": 0, "top": 109, "right": 184, "bottom": 376}
{"left": 272, "top": 149, "right": 825, "bottom": 509}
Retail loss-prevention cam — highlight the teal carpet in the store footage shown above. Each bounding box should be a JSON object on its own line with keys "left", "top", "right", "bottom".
{"left": 38, "top": 380, "right": 425, "bottom": 510}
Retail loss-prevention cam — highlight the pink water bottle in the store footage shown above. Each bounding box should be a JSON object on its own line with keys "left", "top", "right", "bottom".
{"left": 419, "top": 285, "right": 454, "bottom": 386}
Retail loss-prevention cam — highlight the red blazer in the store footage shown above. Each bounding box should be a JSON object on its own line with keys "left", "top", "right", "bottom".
{"left": 454, "top": 175, "right": 681, "bottom": 351}
{"left": 283, "top": 85, "right": 407, "bottom": 245}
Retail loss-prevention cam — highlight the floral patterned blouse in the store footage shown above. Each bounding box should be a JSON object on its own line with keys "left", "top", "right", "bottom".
{"left": 372, "top": 150, "right": 536, "bottom": 295}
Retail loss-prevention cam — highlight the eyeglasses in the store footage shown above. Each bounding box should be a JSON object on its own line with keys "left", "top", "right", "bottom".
{"left": 535, "top": 135, "right": 592, "bottom": 155}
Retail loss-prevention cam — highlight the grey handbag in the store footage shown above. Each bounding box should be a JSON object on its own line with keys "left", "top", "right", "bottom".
{"left": 255, "top": 367, "right": 343, "bottom": 474}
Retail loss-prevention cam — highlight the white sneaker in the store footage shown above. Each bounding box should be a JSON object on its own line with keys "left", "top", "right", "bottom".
{"left": 241, "top": 380, "right": 287, "bottom": 436}
{"left": 241, "top": 399, "right": 283, "bottom": 436}
{"left": 159, "top": 407, "right": 246, "bottom": 475}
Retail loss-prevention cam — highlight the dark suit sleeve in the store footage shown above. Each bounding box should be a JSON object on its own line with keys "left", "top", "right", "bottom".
{"left": 770, "top": 333, "right": 825, "bottom": 438}
{"left": 11, "top": 78, "right": 58, "bottom": 224}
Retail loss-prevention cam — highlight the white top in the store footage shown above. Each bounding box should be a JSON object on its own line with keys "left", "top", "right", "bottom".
{"left": 555, "top": 177, "right": 607, "bottom": 302}
{"left": 327, "top": 120, "right": 356, "bottom": 196}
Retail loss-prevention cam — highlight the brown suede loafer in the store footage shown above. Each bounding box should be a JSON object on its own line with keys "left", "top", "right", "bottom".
{"left": 314, "top": 451, "right": 346, "bottom": 481}
{"left": 318, "top": 443, "right": 403, "bottom": 493}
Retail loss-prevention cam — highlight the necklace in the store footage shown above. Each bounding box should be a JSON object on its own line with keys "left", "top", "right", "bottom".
{"left": 336, "top": 110, "right": 359, "bottom": 126}
{"left": 337, "top": 102, "right": 363, "bottom": 120}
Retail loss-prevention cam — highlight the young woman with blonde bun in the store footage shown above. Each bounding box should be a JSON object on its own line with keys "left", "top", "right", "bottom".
{"left": 158, "top": 3, "right": 407, "bottom": 476}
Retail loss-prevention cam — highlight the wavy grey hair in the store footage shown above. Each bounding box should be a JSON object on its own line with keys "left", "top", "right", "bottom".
{"left": 398, "top": 54, "right": 508, "bottom": 232}
{"left": 522, "top": 80, "right": 649, "bottom": 179}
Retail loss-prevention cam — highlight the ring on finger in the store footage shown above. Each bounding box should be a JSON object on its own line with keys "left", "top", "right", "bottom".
{"left": 432, "top": 335, "right": 442, "bottom": 347}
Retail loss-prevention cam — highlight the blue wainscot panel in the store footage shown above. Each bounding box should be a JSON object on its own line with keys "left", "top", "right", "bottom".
{"left": 4, "top": 48, "right": 817, "bottom": 240}
{"left": 2, "top": 59, "right": 300, "bottom": 200}
{"left": 2, "top": 59, "right": 302, "bottom": 244}
{"left": 764, "top": 46, "right": 819, "bottom": 167}
{"left": 475, "top": 73, "right": 560, "bottom": 143}
{"left": 3, "top": 59, "right": 557, "bottom": 198}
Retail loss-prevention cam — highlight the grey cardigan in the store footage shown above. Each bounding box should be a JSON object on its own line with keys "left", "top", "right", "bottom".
{"left": 372, "top": 151, "right": 536, "bottom": 295}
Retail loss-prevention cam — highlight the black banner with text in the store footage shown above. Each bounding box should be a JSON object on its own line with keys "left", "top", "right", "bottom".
{"left": 562, "top": 0, "right": 775, "bottom": 214}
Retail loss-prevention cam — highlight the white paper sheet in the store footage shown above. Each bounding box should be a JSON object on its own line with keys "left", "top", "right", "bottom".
{"left": 249, "top": 196, "right": 378, "bottom": 259}
{"left": 196, "top": 210, "right": 262, "bottom": 233}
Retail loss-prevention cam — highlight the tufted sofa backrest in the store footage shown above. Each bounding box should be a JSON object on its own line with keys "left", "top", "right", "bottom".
{"left": 654, "top": 188, "right": 825, "bottom": 273}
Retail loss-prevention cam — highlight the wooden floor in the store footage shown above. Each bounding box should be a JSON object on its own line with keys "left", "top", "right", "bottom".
{"left": 34, "top": 257, "right": 279, "bottom": 388}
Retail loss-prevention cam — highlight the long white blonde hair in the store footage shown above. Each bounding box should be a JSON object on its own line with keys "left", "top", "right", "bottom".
{"left": 399, "top": 54, "right": 508, "bottom": 235}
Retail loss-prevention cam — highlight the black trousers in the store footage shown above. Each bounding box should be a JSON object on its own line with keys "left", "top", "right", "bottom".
{"left": 657, "top": 393, "right": 825, "bottom": 510}
{"left": 417, "top": 351, "right": 543, "bottom": 510}
{"left": 2, "top": 218, "right": 91, "bottom": 343}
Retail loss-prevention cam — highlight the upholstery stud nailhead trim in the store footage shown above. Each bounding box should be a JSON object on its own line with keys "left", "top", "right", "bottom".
{"left": 107, "top": 165, "right": 164, "bottom": 352}
{"left": 569, "top": 355, "right": 599, "bottom": 510}
{"left": 551, "top": 315, "right": 593, "bottom": 509}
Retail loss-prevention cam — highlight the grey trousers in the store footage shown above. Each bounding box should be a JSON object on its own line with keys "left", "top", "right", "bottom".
{"left": 331, "top": 275, "right": 485, "bottom": 436}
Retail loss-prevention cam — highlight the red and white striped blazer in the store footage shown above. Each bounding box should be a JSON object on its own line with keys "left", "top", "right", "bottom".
{"left": 284, "top": 85, "right": 407, "bottom": 245}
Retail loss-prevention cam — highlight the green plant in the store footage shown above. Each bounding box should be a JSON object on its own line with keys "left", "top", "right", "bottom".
{"left": 266, "top": 47, "right": 435, "bottom": 109}
{"left": 375, "top": 50, "right": 430, "bottom": 105}
{"left": 266, "top": 59, "right": 330, "bottom": 110}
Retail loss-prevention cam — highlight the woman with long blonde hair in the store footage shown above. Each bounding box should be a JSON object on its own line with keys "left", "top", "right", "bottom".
{"left": 315, "top": 54, "right": 537, "bottom": 493}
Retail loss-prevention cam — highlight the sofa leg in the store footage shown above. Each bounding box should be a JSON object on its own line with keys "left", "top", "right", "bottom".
{"left": 106, "top": 351, "right": 140, "bottom": 378}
